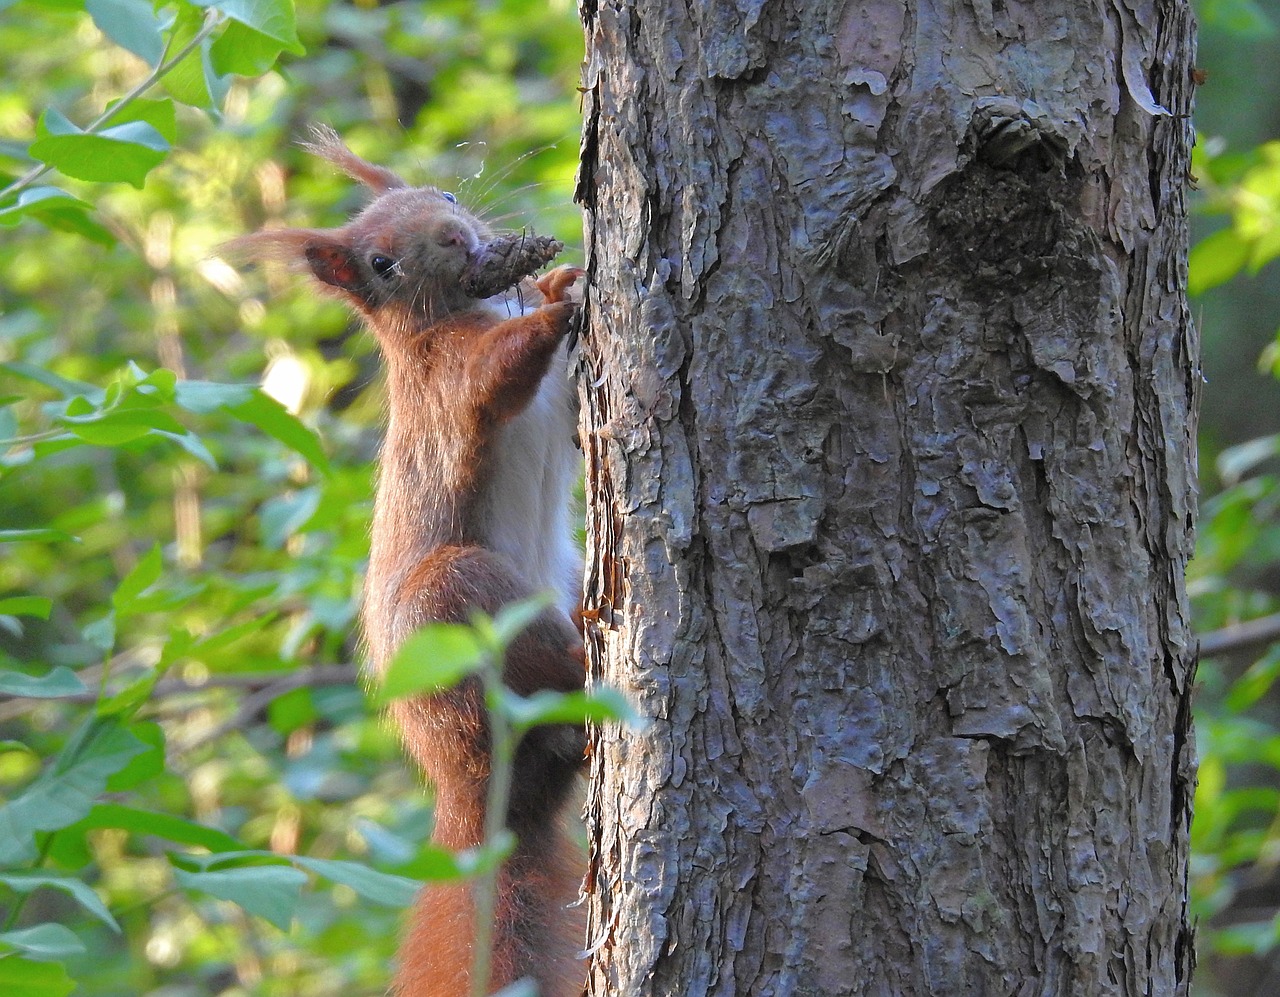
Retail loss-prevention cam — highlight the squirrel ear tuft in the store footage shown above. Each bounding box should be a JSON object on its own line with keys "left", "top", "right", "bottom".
{"left": 222, "top": 228, "right": 368, "bottom": 299}
{"left": 221, "top": 227, "right": 320, "bottom": 267}
{"left": 302, "top": 125, "right": 407, "bottom": 194}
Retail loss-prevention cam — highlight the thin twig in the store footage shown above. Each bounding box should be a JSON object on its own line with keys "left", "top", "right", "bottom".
{"left": 0, "top": 664, "right": 359, "bottom": 722}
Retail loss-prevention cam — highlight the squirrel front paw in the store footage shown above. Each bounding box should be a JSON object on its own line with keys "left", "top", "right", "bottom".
{"left": 536, "top": 265, "right": 585, "bottom": 305}
{"left": 542, "top": 299, "right": 580, "bottom": 341}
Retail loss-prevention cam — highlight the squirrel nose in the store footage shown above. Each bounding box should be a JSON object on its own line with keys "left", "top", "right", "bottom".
{"left": 435, "top": 224, "right": 471, "bottom": 249}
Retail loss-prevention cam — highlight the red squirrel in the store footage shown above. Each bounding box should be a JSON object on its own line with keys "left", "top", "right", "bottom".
{"left": 233, "top": 128, "right": 587, "bottom": 997}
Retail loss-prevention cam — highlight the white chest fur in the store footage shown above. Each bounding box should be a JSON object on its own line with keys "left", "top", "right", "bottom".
{"left": 472, "top": 348, "right": 581, "bottom": 613}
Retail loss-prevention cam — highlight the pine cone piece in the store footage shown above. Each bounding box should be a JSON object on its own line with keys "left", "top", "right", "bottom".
{"left": 460, "top": 233, "right": 564, "bottom": 299}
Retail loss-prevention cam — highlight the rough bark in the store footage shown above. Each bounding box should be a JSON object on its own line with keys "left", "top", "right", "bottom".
{"left": 575, "top": 2, "right": 1198, "bottom": 995}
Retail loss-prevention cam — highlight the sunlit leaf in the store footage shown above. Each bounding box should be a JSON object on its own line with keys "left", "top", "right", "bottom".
{"left": 29, "top": 118, "right": 170, "bottom": 188}
{"left": 112, "top": 544, "right": 163, "bottom": 613}
{"left": 174, "top": 380, "right": 331, "bottom": 473}
{"left": 0, "top": 955, "right": 76, "bottom": 996}
{"left": 101, "top": 97, "right": 178, "bottom": 144}
{"left": 377, "top": 623, "right": 486, "bottom": 703}
{"left": 210, "top": 18, "right": 292, "bottom": 76}
{"left": 0, "top": 596, "right": 52, "bottom": 619}
{"left": 1189, "top": 227, "right": 1249, "bottom": 296}
{"left": 161, "top": 4, "right": 224, "bottom": 110}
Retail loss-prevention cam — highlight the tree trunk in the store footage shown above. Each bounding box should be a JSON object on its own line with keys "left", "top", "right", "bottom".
{"left": 574, "top": 2, "right": 1198, "bottom": 994}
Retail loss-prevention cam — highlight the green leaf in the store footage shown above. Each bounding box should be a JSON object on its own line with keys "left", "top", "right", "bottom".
{"left": 0, "top": 187, "right": 114, "bottom": 245}
{"left": 1190, "top": 227, "right": 1250, "bottom": 295}
{"left": 503, "top": 687, "right": 639, "bottom": 729}
{"left": 399, "top": 842, "right": 477, "bottom": 882}
{"left": 489, "top": 594, "right": 555, "bottom": 648}
{"left": 82, "top": 612, "right": 116, "bottom": 657}
{"left": 105, "top": 721, "right": 165, "bottom": 790}
{"left": 59, "top": 406, "right": 188, "bottom": 444}
{"left": 175, "top": 381, "right": 331, "bottom": 473}
{"left": 0, "top": 596, "right": 52, "bottom": 619}
{"left": 377, "top": 623, "right": 487, "bottom": 703}
{"left": 102, "top": 97, "right": 178, "bottom": 144}
{"left": 171, "top": 379, "right": 255, "bottom": 412}
{"left": 209, "top": 18, "right": 290, "bottom": 76}
{"left": 189, "top": 612, "right": 278, "bottom": 654}
{"left": 0, "top": 529, "right": 77, "bottom": 544}
{"left": 0, "top": 666, "right": 86, "bottom": 699}
{"left": 268, "top": 687, "right": 318, "bottom": 734}
{"left": 0, "top": 924, "right": 86, "bottom": 961}
{"left": 29, "top": 118, "right": 170, "bottom": 188}
{"left": 161, "top": 5, "right": 235, "bottom": 110}
{"left": 96, "top": 667, "right": 162, "bottom": 716}
{"left": 154, "top": 428, "right": 218, "bottom": 468}
{"left": 1, "top": 361, "right": 100, "bottom": 401}
{"left": 291, "top": 856, "right": 421, "bottom": 907}
{"left": 86, "top": 0, "right": 167, "bottom": 66}
{"left": 69, "top": 803, "right": 244, "bottom": 853}
{"left": 1200, "top": 0, "right": 1277, "bottom": 37}
{"left": 0, "top": 717, "right": 146, "bottom": 864}
{"left": 112, "top": 544, "right": 163, "bottom": 613}
{"left": 0, "top": 956, "right": 76, "bottom": 997}
{"left": 260, "top": 487, "right": 321, "bottom": 548}
{"left": 225, "top": 391, "right": 331, "bottom": 473}
{"left": 196, "top": 0, "right": 304, "bottom": 52}
{"left": 0, "top": 873, "right": 121, "bottom": 933}
{"left": 174, "top": 864, "right": 306, "bottom": 930}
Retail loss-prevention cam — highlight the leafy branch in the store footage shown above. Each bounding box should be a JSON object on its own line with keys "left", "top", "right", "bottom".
{"left": 0, "top": 9, "right": 225, "bottom": 204}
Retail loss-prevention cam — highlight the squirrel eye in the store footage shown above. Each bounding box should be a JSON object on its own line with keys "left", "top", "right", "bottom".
{"left": 441, "top": 191, "right": 457, "bottom": 204}
{"left": 370, "top": 254, "right": 397, "bottom": 279}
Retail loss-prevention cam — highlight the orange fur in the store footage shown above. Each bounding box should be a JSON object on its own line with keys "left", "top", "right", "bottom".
{"left": 234, "top": 133, "right": 586, "bottom": 997}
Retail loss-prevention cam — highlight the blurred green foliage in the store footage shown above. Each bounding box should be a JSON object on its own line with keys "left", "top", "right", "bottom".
{"left": 1184, "top": 3, "right": 1280, "bottom": 992}
{"left": 0, "top": 0, "right": 582, "bottom": 993}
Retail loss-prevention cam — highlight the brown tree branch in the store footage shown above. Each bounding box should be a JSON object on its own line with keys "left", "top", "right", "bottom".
{"left": 0, "top": 664, "right": 360, "bottom": 723}
{"left": 1199, "top": 613, "right": 1280, "bottom": 660}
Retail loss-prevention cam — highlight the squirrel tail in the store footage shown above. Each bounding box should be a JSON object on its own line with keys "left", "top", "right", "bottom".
{"left": 392, "top": 814, "right": 585, "bottom": 997}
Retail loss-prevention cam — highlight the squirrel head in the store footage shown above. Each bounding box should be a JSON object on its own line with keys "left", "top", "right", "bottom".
{"left": 229, "top": 126, "right": 492, "bottom": 336}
